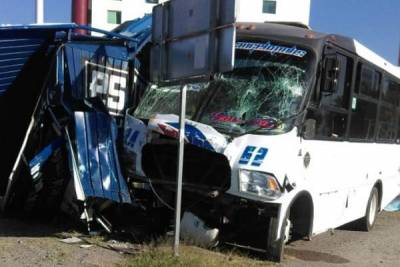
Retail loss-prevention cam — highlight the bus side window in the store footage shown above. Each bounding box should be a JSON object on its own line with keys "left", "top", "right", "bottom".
{"left": 306, "top": 109, "right": 347, "bottom": 139}
{"left": 305, "top": 53, "right": 353, "bottom": 140}
{"left": 377, "top": 78, "right": 400, "bottom": 143}
{"left": 355, "top": 64, "right": 381, "bottom": 99}
{"left": 320, "top": 54, "right": 352, "bottom": 109}
{"left": 349, "top": 63, "right": 382, "bottom": 141}
{"left": 349, "top": 98, "right": 378, "bottom": 140}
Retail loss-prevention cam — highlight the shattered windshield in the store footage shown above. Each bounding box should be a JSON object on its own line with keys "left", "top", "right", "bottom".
{"left": 135, "top": 40, "right": 315, "bottom": 135}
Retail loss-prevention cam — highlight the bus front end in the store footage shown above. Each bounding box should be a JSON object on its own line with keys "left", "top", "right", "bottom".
{"left": 123, "top": 37, "right": 316, "bottom": 260}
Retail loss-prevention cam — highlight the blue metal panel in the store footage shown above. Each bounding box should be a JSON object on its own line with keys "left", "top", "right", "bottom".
{"left": 0, "top": 43, "right": 42, "bottom": 54}
{"left": 64, "top": 43, "right": 132, "bottom": 116}
{"left": 28, "top": 138, "right": 64, "bottom": 178}
{"left": 0, "top": 27, "right": 62, "bottom": 96}
{"left": 74, "top": 112, "right": 95, "bottom": 197}
{"left": 66, "top": 43, "right": 132, "bottom": 60}
{"left": 0, "top": 23, "right": 143, "bottom": 44}
{"left": 0, "top": 64, "right": 25, "bottom": 73}
{"left": 0, "top": 38, "right": 45, "bottom": 95}
{"left": 73, "top": 111, "right": 131, "bottom": 203}
{"left": 0, "top": 76, "right": 16, "bottom": 84}
{"left": 0, "top": 58, "right": 28, "bottom": 68}
{"left": 0, "top": 38, "right": 44, "bottom": 45}
{"left": 0, "top": 50, "right": 38, "bottom": 61}
{"left": 0, "top": 20, "right": 152, "bottom": 97}
{"left": 111, "top": 14, "right": 152, "bottom": 51}
{"left": 113, "top": 14, "right": 152, "bottom": 37}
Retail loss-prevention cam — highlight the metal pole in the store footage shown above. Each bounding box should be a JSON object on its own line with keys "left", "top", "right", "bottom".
{"left": 35, "top": 0, "right": 44, "bottom": 24}
{"left": 71, "top": 0, "right": 89, "bottom": 34}
{"left": 174, "top": 84, "right": 187, "bottom": 256}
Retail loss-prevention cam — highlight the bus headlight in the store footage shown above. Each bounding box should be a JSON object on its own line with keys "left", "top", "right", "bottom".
{"left": 239, "top": 170, "right": 282, "bottom": 199}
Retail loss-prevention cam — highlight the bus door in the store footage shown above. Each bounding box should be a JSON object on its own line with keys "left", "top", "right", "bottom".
{"left": 301, "top": 47, "right": 355, "bottom": 232}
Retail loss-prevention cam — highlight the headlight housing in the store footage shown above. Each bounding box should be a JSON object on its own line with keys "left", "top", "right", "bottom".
{"left": 239, "top": 169, "right": 282, "bottom": 200}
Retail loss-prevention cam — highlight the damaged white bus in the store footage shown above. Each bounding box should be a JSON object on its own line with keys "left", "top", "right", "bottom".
{"left": 123, "top": 22, "right": 400, "bottom": 261}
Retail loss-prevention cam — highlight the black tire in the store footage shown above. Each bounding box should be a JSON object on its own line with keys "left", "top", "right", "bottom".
{"left": 358, "top": 187, "right": 379, "bottom": 231}
{"left": 268, "top": 211, "right": 290, "bottom": 262}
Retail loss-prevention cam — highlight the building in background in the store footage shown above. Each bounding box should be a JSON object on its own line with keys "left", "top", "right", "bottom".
{"left": 90, "top": 0, "right": 164, "bottom": 34}
{"left": 237, "top": 0, "right": 310, "bottom": 25}
{"left": 89, "top": 0, "right": 311, "bottom": 33}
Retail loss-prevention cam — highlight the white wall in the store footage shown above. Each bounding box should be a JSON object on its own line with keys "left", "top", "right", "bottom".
{"left": 91, "top": 0, "right": 166, "bottom": 33}
{"left": 237, "top": 0, "right": 310, "bottom": 25}
{"left": 90, "top": 0, "right": 311, "bottom": 34}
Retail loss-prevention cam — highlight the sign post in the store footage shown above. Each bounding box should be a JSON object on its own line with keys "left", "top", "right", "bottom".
{"left": 174, "top": 84, "right": 187, "bottom": 256}
{"left": 150, "top": 0, "right": 237, "bottom": 256}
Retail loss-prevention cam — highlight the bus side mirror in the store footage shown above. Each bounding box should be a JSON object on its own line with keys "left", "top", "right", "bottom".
{"left": 303, "top": 118, "right": 316, "bottom": 139}
{"left": 322, "top": 57, "right": 340, "bottom": 93}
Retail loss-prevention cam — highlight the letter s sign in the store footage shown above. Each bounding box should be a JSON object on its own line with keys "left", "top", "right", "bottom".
{"left": 86, "top": 61, "right": 129, "bottom": 116}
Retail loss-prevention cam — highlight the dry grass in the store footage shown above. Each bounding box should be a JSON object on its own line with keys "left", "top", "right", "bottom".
{"left": 117, "top": 242, "right": 276, "bottom": 267}
{"left": 55, "top": 229, "right": 277, "bottom": 267}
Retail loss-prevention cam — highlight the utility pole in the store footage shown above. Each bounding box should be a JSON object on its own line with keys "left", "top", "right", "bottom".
{"left": 36, "top": 0, "right": 44, "bottom": 24}
{"left": 71, "top": 0, "right": 89, "bottom": 34}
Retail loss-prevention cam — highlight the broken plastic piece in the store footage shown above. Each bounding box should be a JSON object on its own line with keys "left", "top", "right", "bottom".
{"left": 60, "top": 237, "right": 83, "bottom": 244}
{"left": 180, "top": 212, "right": 219, "bottom": 247}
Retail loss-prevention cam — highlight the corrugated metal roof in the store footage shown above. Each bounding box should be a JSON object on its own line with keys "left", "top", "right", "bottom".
{"left": 0, "top": 36, "right": 46, "bottom": 95}
{"left": 0, "top": 22, "right": 152, "bottom": 97}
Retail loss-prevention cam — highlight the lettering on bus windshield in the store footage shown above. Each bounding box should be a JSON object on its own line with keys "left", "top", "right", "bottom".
{"left": 236, "top": 41, "right": 307, "bottom": 58}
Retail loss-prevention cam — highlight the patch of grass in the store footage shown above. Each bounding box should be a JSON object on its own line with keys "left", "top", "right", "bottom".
{"left": 118, "top": 244, "right": 276, "bottom": 267}
{"left": 47, "top": 249, "right": 67, "bottom": 264}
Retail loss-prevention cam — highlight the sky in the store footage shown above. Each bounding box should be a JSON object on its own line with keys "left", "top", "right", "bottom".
{"left": 310, "top": 0, "right": 400, "bottom": 65}
{"left": 0, "top": 0, "right": 399, "bottom": 65}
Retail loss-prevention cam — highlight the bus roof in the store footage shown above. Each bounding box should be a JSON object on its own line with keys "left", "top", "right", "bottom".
{"left": 237, "top": 22, "right": 400, "bottom": 79}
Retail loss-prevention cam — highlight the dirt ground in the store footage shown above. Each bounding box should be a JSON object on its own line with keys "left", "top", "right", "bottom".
{"left": 0, "top": 217, "right": 127, "bottom": 267}
{"left": 0, "top": 211, "right": 399, "bottom": 267}
{"left": 281, "top": 211, "right": 400, "bottom": 267}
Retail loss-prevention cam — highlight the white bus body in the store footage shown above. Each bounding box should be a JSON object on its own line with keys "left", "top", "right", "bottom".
{"left": 124, "top": 22, "right": 400, "bottom": 261}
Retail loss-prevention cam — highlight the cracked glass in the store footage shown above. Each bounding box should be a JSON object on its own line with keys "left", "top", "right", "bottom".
{"left": 135, "top": 41, "right": 315, "bottom": 136}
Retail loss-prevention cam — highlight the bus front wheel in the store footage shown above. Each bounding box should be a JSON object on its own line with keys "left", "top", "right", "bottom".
{"left": 268, "top": 211, "right": 290, "bottom": 262}
{"left": 359, "top": 187, "right": 379, "bottom": 231}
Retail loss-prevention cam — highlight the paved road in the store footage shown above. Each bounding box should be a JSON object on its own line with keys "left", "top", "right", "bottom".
{"left": 281, "top": 211, "right": 400, "bottom": 267}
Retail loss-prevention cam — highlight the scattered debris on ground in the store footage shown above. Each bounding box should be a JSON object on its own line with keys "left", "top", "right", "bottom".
{"left": 60, "top": 237, "right": 84, "bottom": 244}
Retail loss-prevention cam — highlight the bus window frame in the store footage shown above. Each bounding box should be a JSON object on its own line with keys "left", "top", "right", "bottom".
{"left": 303, "top": 43, "right": 400, "bottom": 145}
{"left": 378, "top": 74, "right": 400, "bottom": 144}
{"left": 303, "top": 44, "right": 356, "bottom": 142}
{"left": 348, "top": 59, "right": 400, "bottom": 144}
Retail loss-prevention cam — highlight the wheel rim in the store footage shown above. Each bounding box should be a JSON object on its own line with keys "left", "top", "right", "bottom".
{"left": 368, "top": 192, "right": 378, "bottom": 225}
